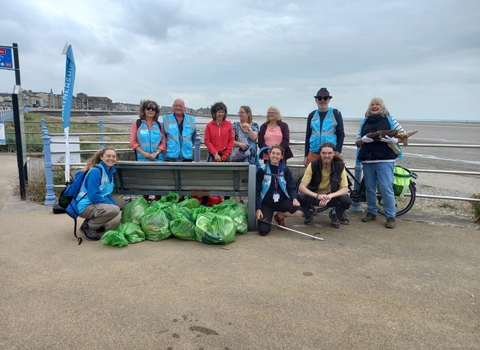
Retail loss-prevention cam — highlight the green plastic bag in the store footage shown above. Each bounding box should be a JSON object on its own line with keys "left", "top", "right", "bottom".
{"left": 159, "top": 192, "right": 180, "bottom": 204}
{"left": 101, "top": 230, "right": 129, "bottom": 247}
{"left": 121, "top": 197, "right": 149, "bottom": 224}
{"left": 141, "top": 210, "right": 172, "bottom": 241}
{"left": 195, "top": 212, "right": 236, "bottom": 245}
{"left": 178, "top": 196, "right": 201, "bottom": 210}
{"left": 213, "top": 201, "right": 248, "bottom": 234}
{"left": 170, "top": 211, "right": 196, "bottom": 241}
{"left": 118, "top": 222, "right": 145, "bottom": 243}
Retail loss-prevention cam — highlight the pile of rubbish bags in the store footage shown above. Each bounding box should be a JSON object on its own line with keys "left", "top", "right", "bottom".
{"left": 101, "top": 193, "right": 248, "bottom": 248}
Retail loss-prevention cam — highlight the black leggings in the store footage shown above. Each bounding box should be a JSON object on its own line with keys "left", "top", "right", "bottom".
{"left": 257, "top": 199, "right": 301, "bottom": 236}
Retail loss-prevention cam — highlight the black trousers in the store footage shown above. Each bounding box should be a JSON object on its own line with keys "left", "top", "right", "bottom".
{"left": 297, "top": 192, "right": 352, "bottom": 220}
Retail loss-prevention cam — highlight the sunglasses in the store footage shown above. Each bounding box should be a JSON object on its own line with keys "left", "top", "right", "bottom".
{"left": 145, "top": 107, "right": 157, "bottom": 111}
{"left": 315, "top": 96, "right": 331, "bottom": 101}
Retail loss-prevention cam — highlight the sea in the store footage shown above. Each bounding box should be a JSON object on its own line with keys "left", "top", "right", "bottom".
{"left": 95, "top": 113, "right": 480, "bottom": 173}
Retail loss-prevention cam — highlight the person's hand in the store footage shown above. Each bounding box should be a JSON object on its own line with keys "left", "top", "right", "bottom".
{"left": 214, "top": 153, "right": 222, "bottom": 162}
{"left": 381, "top": 136, "right": 398, "bottom": 144}
{"left": 303, "top": 157, "right": 308, "bottom": 167}
{"left": 256, "top": 209, "right": 263, "bottom": 220}
{"left": 361, "top": 135, "right": 374, "bottom": 143}
{"left": 239, "top": 142, "right": 248, "bottom": 150}
{"left": 292, "top": 198, "right": 300, "bottom": 206}
{"left": 317, "top": 194, "right": 331, "bottom": 207}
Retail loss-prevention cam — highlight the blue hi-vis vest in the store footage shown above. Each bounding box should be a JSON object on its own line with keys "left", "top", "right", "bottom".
{"left": 260, "top": 162, "right": 290, "bottom": 203}
{"left": 163, "top": 114, "right": 196, "bottom": 160}
{"left": 309, "top": 108, "right": 338, "bottom": 153}
{"left": 76, "top": 163, "right": 114, "bottom": 214}
{"left": 135, "top": 120, "right": 164, "bottom": 162}
{"left": 356, "top": 115, "right": 403, "bottom": 160}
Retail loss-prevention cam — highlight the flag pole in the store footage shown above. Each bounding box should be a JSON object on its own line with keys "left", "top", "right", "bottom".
{"left": 61, "top": 42, "right": 76, "bottom": 182}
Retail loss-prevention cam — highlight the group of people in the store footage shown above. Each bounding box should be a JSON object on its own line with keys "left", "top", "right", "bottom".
{"left": 256, "top": 88, "right": 405, "bottom": 236}
{"left": 74, "top": 88, "right": 405, "bottom": 241}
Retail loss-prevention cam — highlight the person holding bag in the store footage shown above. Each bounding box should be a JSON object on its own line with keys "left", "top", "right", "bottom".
{"left": 229, "top": 105, "right": 259, "bottom": 164}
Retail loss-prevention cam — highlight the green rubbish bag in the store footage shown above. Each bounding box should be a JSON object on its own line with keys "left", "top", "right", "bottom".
{"left": 141, "top": 210, "right": 172, "bottom": 241}
{"left": 213, "top": 201, "right": 248, "bottom": 234}
{"left": 195, "top": 212, "right": 236, "bottom": 245}
{"left": 118, "top": 222, "right": 145, "bottom": 243}
{"left": 101, "top": 230, "right": 129, "bottom": 247}
{"left": 178, "top": 196, "right": 201, "bottom": 210}
{"left": 121, "top": 197, "right": 149, "bottom": 224}
{"left": 170, "top": 211, "right": 196, "bottom": 241}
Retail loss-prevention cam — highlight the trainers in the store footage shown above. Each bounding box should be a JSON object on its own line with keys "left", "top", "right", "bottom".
{"left": 340, "top": 213, "right": 350, "bottom": 225}
{"left": 362, "top": 212, "right": 377, "bottom": 222}
{"left": 97, "top": 225, "right": 106, "bottom": 233}
{"left": 80, "top": 220, "right": 100, "bottom": 240}
{"left": 274, "top": 213, "right": 286, "bottom": 230}
{"left": 385, "top": 217, "right": 396, "bottom": 229}
{"left": 304, "top": 209, "right": 314, "bottom": 225}
{"left": 329, "top": 210, "right": 340, "bottom": 228}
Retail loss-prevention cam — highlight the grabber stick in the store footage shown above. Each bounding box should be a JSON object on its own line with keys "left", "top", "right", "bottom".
{"left": 258, "top": 218, "right": 324, "bottom": 241}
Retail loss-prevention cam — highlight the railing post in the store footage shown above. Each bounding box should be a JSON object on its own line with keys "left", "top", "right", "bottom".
{"left": 42, "top": 118, "right": 56, "bottom": 205}
{"left": 99, "top": 118, "right": 104, "bottom": 149}
{"left": 349, "top": 161, "right": 363, "bottom": 212}
{"left": 194, "top": 133, "right": 201, "bottom": 162}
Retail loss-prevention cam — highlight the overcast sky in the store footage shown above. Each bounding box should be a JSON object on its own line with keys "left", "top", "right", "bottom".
{"left": 1, "top": 0, "right": 479, "bottom": 121}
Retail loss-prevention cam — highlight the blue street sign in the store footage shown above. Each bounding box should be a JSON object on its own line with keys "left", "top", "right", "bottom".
{"left": 0, "top": 46, "right": 14, "bottom": 70}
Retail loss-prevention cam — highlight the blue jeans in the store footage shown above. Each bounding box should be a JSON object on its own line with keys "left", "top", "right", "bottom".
{"left": 362, "top": 162, "right": 396, "bottom": 218}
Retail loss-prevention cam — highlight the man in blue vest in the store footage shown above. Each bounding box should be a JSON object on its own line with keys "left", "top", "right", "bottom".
{"left": 163, "top": 98, "right": 197, "bottom": 162}
{"left": 304, "top": 87, "right": 348, "bottom": 224}
{"left": 304, "top": 87, "right": 345, "bottom": 166}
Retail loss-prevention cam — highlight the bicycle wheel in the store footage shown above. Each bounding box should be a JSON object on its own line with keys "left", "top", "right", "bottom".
{"left": 377, "top": 181, "right": 416, "bottom": 217}
{"left": 295, "top": 177, "right": 329, "bottom": 214}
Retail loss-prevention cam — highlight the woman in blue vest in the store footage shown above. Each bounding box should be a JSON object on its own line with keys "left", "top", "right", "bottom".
{"left": 356, "top": 98, "right": 404, "bottom": 229}
{"left": 130, "top": 100, "right": 165, "bottom": 162}
{"left": 130, "top": 100, "right": 166, "bottom": 201}
{"left": 77, "top": 148, "right": 128, "bottom": 241}
{"left": 255, "top": 145, "right": 303, "bottom": 236}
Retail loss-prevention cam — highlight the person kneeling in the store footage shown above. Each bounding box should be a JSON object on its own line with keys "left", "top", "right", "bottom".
{"left": 255, "top": 145, "right": 303, "bottom": 236}
{"left": 76, "top": 148, "right": 128, "bottom": 241}
{"left": 297, "top": 142, "right": 352, "bottom": 228}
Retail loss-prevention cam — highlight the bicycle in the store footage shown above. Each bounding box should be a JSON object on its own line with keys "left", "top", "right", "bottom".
{"left": 296, "top": 165, "right": 417, "bottom": 217}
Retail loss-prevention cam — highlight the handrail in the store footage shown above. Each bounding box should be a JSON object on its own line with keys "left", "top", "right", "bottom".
{"left": 36, "top": 118, "right": 480, "bottom": 206}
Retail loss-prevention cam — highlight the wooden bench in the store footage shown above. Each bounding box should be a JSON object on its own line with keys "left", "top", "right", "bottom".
{"left": 113, "top": 161, "right": 257, "bottom": 231}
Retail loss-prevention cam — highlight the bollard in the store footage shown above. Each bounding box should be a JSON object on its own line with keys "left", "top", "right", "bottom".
{"left": 349, "top": 161, "right": 363, "bottom": 212}
{"left": 99, "top": 118, "right": 104, "bottom": 149}
{"left": 194, "top": 134, "right": 201, "bottom": 162}
{"left": 42, "top": 121, "right": 57, "bottom": 205}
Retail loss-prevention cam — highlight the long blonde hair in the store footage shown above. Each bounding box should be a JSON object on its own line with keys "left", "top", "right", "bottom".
{"left": 83, "top": 148, "right": 116, "bottom": 171}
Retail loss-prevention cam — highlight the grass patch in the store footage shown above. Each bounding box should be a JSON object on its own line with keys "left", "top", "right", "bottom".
{"left": 472, "top": 193, "right": 480, "bottom": 224}
{"left": 0, "top": 113, "right": 129, "bottom": 153}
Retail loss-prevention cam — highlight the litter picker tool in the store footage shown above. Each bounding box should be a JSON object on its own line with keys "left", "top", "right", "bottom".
{"left": 258, "top": 218, "right": 324, "bottom": 241}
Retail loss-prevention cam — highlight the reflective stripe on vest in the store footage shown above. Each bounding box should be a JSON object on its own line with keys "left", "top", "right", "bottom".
{"left": 309, "top": 108, "right": 337, "bottom": 153}
{"left": 135, "top": 121, "right": 164, "bottom": 162}
{"left": 260, "top": 163, "right": 290, "bottom": 202}
{"left": 163, "top": 114, "right": 195, "bottom": 160}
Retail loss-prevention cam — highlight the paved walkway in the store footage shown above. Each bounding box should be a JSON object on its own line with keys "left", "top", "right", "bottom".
{"left": 0, "top": 154, "right": 479, "bottom": 349}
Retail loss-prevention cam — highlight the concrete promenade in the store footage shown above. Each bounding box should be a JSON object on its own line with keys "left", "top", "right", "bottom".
{"left": 1, "top": 154, "right": 479, "bottom": 349}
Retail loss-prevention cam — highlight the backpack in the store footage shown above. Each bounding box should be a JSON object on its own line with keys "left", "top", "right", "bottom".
{"left": 133, "top": 119, "right": 162, "bottom": 160}
{"left": 58, "top": 166, "right": 101, "bottom": 244}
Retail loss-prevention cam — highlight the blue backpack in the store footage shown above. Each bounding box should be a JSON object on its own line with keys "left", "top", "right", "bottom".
{"left": 58, "top": 166, "right": 101, "bottom": 244}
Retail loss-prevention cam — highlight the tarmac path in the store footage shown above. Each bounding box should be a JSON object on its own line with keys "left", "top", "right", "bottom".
{"left": 1, "top": 153, "right": 479, "bottom": 349}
